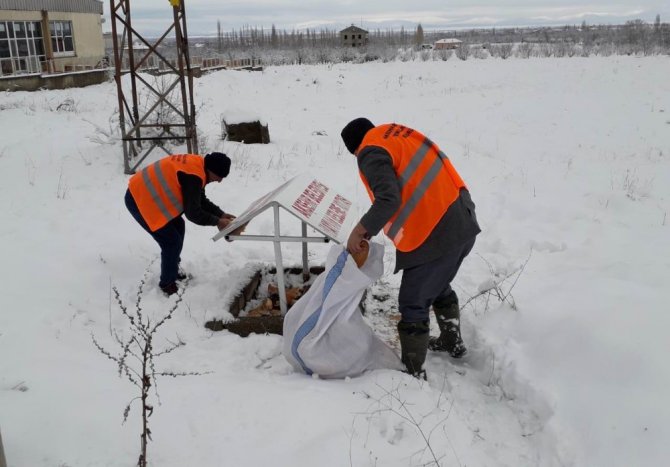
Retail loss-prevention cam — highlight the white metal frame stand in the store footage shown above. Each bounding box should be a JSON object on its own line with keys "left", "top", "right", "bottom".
{"left": 224, "top": 202, "right": 332, "bottom": 315}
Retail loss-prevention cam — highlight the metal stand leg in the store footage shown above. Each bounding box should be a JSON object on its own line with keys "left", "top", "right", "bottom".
{"left": 301, "top": 221, "right": 309, "bottom": 282}
{"left": 273, "top": 205, "right": 287, "bottom": 315}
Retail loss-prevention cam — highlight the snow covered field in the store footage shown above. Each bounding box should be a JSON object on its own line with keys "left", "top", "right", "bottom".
{"left": 1, "top": 56, "right": 669, "bottom": 466}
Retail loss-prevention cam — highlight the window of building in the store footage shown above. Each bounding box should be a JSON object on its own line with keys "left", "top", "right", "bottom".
{"left": 358, "top": 35, "right": 362, "bottom": 39}
{"left": 344, "top": 34, "right": 348, "bottom": 40}
{"left": 49, "top": 20, "right": 74, "bottom": 56}
{"left": 0, "top": 21, "right": 45, "bottom": 76}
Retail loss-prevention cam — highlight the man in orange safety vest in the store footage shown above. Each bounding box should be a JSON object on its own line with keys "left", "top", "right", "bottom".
{"left": 124, "top": 152, "right": 235, "bottom": 296}
{"left": 342, "top": 118, "right": 480, "bottom": 378}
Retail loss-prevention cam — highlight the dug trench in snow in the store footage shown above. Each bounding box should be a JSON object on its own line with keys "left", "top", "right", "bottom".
{"left": 205, "top": 265, "right": 325, "bottom": 336}
{"left": 206, "top": 262, "right": 393, "bottom": 340}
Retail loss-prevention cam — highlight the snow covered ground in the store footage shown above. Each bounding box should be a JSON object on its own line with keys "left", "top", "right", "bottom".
{"left": 1, "top": 56, "right": 669, "bottom": 466}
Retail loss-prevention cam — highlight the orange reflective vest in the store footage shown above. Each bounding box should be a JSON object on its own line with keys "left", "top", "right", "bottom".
{"left": 128, "top": 154, "right": 206, "bottom": 232}
{"left": 357, "top": 124, "right": 466, "bottom": 252}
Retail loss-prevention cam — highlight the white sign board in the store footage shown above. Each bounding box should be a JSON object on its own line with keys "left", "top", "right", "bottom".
{"left": 212, "top": 173, "right": 357, "bottom": 244}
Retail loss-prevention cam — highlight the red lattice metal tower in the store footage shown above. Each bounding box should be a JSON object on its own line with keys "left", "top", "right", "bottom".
{"left": 109, "top": 0, "right": 198, "bottom": 174}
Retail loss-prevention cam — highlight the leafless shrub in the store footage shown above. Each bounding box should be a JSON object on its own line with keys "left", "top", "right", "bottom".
{"left": 200, "top": 21, "right": 670, "bottom": 66}
{"left": 84, "top": 112, "right": 121, "bottom": 146}
{"left": 225, "top": 145, "right": 262, "bottom": 183}
{"left": 516, "top": 42, "right": 535, "bottom": 58}
{"left": 314, "top": 47, "right": 335, "bottom": 64}
{"left": 566, "top": 43, "right": 578, "bottom": 57}
{"left": 552, "top": 41, "right": 578, "bottom": 57}
{"left": 398, "top": 48, "right": 416, "bottom": 62}
{"left": 455, "top": 44, "right": 471, "bottom": 61}
{"left": 462, "top": 251, "right": 532, "bottom": 312}
{"left": 56, "top": 98, "right": 77, "bottom": 113}
{"left": 617, "top": 169, "right": 653, "bottom": 200}
{"left": 436, "top": 49, "right": 452, "bottom": 61}
{"left": 0, "top": 100, "right": 23, "bottom": 111}
{"left": 339, "top": 48, "right": 355, "bottom": 63}
{"left": 56, "top": 165, "right": 68, "bottom": 200}
{"left": 198, "top": 133, "right": 210, "bottom": 155}
{"left": 358, "top": 381, "right": 459, "bottom": 467}
{"left": 266, "top": 151, "right": 289, "bottom": 170}
{"left": 472, "top": 46, "right": 488, "bottom": 59}
{"left": 92, "top": 270, "right": 207, "bottom": 467}
{"left": 592, "top": 43, "right": 609, "bottom": 56}
{"left": 537, "top": 43, "right": 553, "bottom": 57}
{"left": 293, "top": 47, "right": 308, "bottom": 65}
{"left": 25, "top": 158, "right": 37, "bottom": 186}
{"left": 490, "top": 43, "right": 514, "bottom": 59}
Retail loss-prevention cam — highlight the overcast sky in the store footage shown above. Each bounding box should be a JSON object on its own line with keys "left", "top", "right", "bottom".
{"left": 103, "top": 1, "right": 669, "bottom": 36}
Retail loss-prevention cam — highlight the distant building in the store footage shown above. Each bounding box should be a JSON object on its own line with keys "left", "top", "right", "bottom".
{"left": 0, "top": 0, "right": 105, "bottom": 77}
{"left": 434, "top": 38, "right": 462, "bottom": 50}
{"left": 339, "top": 25, "right": 368, "bottom": 48}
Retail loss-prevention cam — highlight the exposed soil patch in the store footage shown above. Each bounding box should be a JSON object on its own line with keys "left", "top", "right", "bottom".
{"left": 205, "top": 265, "right": 324, "bottom": 336}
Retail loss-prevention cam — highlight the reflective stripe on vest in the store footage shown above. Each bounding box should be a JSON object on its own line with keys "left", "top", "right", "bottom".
{"left": 387, "top": 137, "right": 445, "bottom": 240}
{"left": 128, "top": 154, "right": 206, "bottom": 232}
{"left": 140, "top": 161, "right": 184, "bottom": 221}
{"left": 358, "top": 124, "right": 466, "bottom": 252}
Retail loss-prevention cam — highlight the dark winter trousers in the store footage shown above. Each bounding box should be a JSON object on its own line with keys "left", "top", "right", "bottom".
{"left": 125, "top": 189, "right": 185, "bottom": 288}
{"left": 398, "top": 237, "right": 476, "bottom": 323}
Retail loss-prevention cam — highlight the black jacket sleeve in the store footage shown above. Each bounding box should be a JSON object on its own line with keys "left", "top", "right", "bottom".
{"left": 177, "top": 172, "right": 224, "bottom": 226}
{"left": 357, "top": 146, "right": 401, "bottom": 236}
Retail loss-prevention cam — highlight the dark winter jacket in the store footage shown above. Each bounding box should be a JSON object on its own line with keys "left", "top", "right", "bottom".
{"left": 177, "top": 172, "right": 225, "bottom": 226}
{"left": 357, "top": 146, "right": 481, "bottom": 272}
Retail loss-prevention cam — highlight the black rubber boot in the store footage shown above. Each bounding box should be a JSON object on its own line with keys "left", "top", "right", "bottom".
{"left": 160, "top": 282, "right": 178, "bottom": 297}
{"left": 429, "top": 293, "right": 467, "bottom": 358}
{"left": 397, "top": 320, "right": 430, "bottom": 380}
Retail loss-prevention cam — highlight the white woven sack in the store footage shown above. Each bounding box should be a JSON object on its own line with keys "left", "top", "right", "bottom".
{"left": 282, "top": 243, "right": 403, "bottom": 379}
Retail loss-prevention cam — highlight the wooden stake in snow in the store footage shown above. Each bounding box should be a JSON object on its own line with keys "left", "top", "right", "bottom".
{"left": 0, "top": 427, "right": 7, "bottom": 467}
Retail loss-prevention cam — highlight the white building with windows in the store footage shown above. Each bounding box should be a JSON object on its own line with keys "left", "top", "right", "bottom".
{"left": 0, "top": 0, "right": 104, "bottom": 77}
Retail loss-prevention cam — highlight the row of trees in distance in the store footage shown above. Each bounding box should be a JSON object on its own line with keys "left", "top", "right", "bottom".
{"left": 193, "top": 16, "right": 670, "bottom": 65}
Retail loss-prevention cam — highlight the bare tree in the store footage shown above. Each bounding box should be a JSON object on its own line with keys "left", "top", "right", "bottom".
{"left": 490, "top": 43, "right": 514, "bottom": 59}
{"left": 436, "top": 49, "right": 452, "bottom": 61}
{"left": 92, "top": 273, "right": 206, "bottom": 467}
{"left": 415, "top": 23, "right": 425, "bottom": 47}
{"left": 217, "top": 20, "right": 222, "bottom": 53}
{"left": 455, "top": 44, "right": 471, "bottom": 60}
{"left": 516, "top": 42, "right": 534, "bottom": 58}
{"left": 194, "top": 18, "right": 670, "bottom": 68}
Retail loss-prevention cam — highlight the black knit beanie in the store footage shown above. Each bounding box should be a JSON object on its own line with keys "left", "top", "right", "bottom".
{"left": 341, "top": 118, "right": 375, "bottom": 154}
{"left": 204, "top": 152, "right": 231, "bottom": 178}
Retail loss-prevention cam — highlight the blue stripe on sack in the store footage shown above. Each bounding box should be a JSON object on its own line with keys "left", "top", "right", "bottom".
{"left": 291, "top": 249, "right": 349, "bottom": 375}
